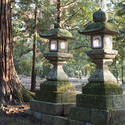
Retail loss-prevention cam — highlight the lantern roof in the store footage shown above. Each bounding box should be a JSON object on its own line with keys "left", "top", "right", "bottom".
{"left": 79, "top": 9, "right": 118, "bottom": 35}
{"left": 40, "top": 24, "right": 75, "bottom": 40}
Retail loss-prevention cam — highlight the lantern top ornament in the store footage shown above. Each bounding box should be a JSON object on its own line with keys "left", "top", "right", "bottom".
{"left": 40, "top": 23, "right": 75, "bottom": 41}
{"left": 93, "top": 9, "right": 106, "bottom": 22}
{"left": 79, "top": 9, "right": 118, "bottom": 35}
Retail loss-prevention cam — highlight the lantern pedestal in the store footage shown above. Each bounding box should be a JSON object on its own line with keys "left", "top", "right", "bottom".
{"left": 37, "top": 52, "right": 77, "bottom": 103}
{"left": 69, "top": 50, "right": 125, "bottom": 125}
{"left": 45, "top": 52, "right": 72, "bottom": 81}
{"left": 30, "top": 52, "right": 77, "bottom": 120}
{"left": 87, "top": 49, "right": 118, "bottom": 83}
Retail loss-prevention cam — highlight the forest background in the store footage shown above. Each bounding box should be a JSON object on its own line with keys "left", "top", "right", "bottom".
{"left": 12, "top": 0, "right": 125, "bottom": 83}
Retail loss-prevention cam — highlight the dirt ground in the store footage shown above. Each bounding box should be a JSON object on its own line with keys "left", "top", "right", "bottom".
{"left": 0, "top": 104, "right": 43, "bottom": 125}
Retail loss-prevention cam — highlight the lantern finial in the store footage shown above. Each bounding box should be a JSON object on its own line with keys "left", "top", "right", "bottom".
{"left": 93, "top": 9, "right": 107, "bottom": 22}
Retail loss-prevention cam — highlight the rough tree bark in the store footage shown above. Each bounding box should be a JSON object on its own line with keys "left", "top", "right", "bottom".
{"left": 31, "top": 5, "right": 38, "bottom": 92}
{"left": 0, "top": 0, "right": 24, "bottom": 104}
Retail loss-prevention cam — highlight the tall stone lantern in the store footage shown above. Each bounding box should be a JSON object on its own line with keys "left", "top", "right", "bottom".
{"left": 69, "top": 9, "right": 125, "bottom": 125}
{"left": 38, "top": 24, "right": 77, "bottom": 104}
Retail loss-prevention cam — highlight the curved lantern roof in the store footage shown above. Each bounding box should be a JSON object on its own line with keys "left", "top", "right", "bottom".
{"left": 79, "top": 9, "right": 118, "bottom": 35}
{"left": 40, "top": 24, "right": 75, "bottom": 41}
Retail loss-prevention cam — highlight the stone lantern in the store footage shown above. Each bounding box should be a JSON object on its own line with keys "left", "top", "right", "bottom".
{"left": 31, "top": 24, "right": 77, "bottom": 113}
{"left": 69, "top": 9, "right": 125, "bottom": 125}
{"left": 78, "top": 9, "right": 118, "bottom": 84}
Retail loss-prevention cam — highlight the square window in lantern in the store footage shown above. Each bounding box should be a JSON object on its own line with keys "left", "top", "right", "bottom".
{"left": 92, "top": 36, "right": 102, "bottom": 48}
{"left": 104, "top": 35, "right": 112, "bottom": 50}
{"left": 50, "top": 40, "right": 57, "bottom": 51}
{"left": 60, "top": 42, "right": 66, "bottom": 49}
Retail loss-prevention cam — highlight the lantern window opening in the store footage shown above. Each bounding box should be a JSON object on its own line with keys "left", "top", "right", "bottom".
{"left": 50, "top": 39, "right": 58, "bottom": 52}
{"left": 60, "top": 41, "right": 66, "bottom": 50}
{"left": 103, "top": 35, "right": 113, "bottom": 51}
{"left": 92, "top": 35, "right": 102, "bottom": 49}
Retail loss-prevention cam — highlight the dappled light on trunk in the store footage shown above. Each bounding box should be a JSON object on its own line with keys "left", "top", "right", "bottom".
{"left": 0, "top": 0, "right": 23, "bottom": 104}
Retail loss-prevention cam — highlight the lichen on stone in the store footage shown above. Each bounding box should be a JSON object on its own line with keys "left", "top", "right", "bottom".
{"left": 82, "top": 82, "right": 123, "bottom": 95}
{"left": 36, "top": 80, "right": 76, "bottom": 103}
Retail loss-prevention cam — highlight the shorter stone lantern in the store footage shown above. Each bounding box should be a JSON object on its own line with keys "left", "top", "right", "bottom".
{"left": 30, "top": 24, "right": 77, "bottom": 118}
{"left": 69, "top": 9, "right": 125, "bottom": 125}
{"left": 37, "top": 24, "right": 76, "bottom": 103}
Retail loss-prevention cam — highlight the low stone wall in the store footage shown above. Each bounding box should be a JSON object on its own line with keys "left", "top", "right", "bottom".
{"left": 24, "top": 109, "right": 94, "bottom": 125}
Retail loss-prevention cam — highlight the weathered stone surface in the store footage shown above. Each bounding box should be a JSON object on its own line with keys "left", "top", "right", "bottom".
{"left": 42, "top": 114, "right": 54, "bottom": 125}
{"left": 30, "top": 100, "right": 75, "bottom": 116}
{"left": 24, "top": 109, "right": 33, "bottom": 115}
{"left": 37, "top": 81, "right": 76, "bottom": 103}
{"left": 33, "top": 112, "right": 42, "bottom": 120}
{"left": 76, "top": 94, "right": 125, "bottom": 109}
{"left": 86, "top": 49, "right": 118, "bottom": 84}
{"left": 44, "top": 52, "right": 73, "bottom": 81}
{"left": 82, "top": 82, "right": 123, "bottom": 95}
{"left": 68, "top": 119, "right": 86, "bottom": 125}
{"left": 24, "top": 110, "right": 42, "bottom": 120}
{"left": 63, "top": 103, "right": 76, "bottom": 116}
{"left": 53, "top": 116, "right": 68, "bottom": 125}
{"left": 30, "top": 100, "right": 63, "bottom": 115}
{"left": 24, "top": 109, "right": 69, "bottom": 125}
{"left": 69, "top": 107, "right": 125, "bottom": 125}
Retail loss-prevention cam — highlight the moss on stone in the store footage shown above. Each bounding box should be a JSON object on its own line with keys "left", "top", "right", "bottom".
{"left": 36, "top": 80, "right": 76, "bottom": 103}
{"left": 82, "top": 82, "right": 123, "bottom": 95}
{"left": 21, "top": 88, "right": 34, "bottom": 102}
{"left": 40, "top": 81, "right": 74, "bottom": 93}
{"left": 14, "top": 88, "right": 35, "bottom": 102}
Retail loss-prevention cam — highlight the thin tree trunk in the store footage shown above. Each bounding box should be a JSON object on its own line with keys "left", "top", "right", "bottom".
{"left": 57, "top": 0, "right": 61, "bottom": 26}
{"left": 121, "top": 58, "right": 124, "bottom": 84}
{"left": 0, "top": 0, "right": 24, "bottom": 104}
{"left": 31, "top": 5, "right": 38, "bottom": 92}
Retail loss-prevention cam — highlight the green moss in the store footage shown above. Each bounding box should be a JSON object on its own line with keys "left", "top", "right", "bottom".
{"left": 48, "top": 28, "right": 73, "bottom": 38}
{"left": 36, "top": 80, "right": 76, "bottom": 103}
{"left": 14, "top": 88, "right": 34, "bottom": 102}
{"left": 21, "top": 88, "right": 34, "bottom": 102}
{"left": 82, "top": 82, "right": 123, "bottom": 95}
{"left": 40, "top": 81, "right": 74, "bottom": 93}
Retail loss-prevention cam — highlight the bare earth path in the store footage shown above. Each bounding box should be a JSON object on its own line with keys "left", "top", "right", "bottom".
{"left": 0, "top": 104, "right": 43, "bottom": 125}
{"left": 19, "top": 75, "right": 88, "bottom": 92}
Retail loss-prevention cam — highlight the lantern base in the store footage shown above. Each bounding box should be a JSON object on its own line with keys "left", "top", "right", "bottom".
{"left": 69, "top": 82, "right": 124, "bottom": 125}
{"left": 36, "top": 80, "right": 77, "bottom": 103}
{"left": 69, "top": 94, "right": 125, "bottom": 125}
{"left": 82, "top": 82, "right": 123, "bottom": 95}
{"left": 69, "top": 106, "right": 125, "bottom": 125}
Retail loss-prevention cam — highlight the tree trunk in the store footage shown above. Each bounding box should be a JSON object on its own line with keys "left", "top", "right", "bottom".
{"left": 0, "top": 0, "right": 23, "bottom": 104}
{"left": 57, "top": 0, "right": 61, "bottom": 26}
{"left": 121, "top": 58, "right": 124, "bottom": 84}
{"left": 31, "top": 5, "right": 38, "bottom": 92}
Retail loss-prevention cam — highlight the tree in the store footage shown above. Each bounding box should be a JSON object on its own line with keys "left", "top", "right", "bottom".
{"left": 0, "top": 0, "right": 25, "bottom": 104}
{"left": 31, "top": 3, "right": 38, "bottom": 92}
{"left": 12, "top": 0, "right": 98, "bottom": 78}
{"left": 113, "top": 1, "right": 125, "bottom": 83}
